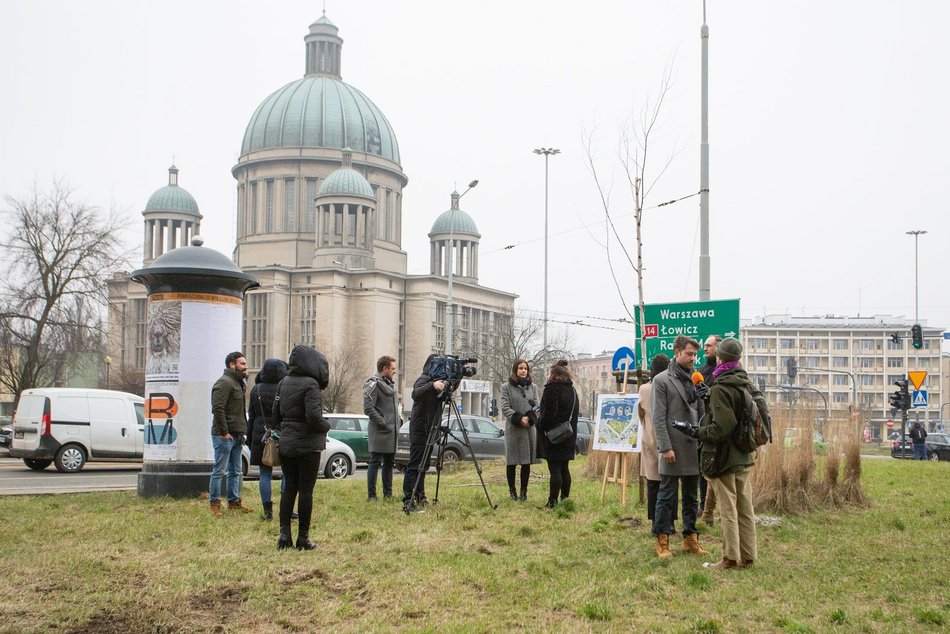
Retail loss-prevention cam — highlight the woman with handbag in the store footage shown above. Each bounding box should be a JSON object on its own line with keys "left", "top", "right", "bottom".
{"left": 537, "top": 360, "right": 579, "bottom": 509}
{"left": 273, "top": 345, "right": 330, "bottom": 551}
{"left": 499, "top": 359, "right": 539, "bottom": 501}
{"left": 247, "top": 358, "right": 288, "bottom": 520}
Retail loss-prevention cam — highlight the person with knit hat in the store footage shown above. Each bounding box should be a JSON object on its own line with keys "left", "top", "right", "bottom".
{"left": 673, "top": 337, "right": 769, "bottom": 570}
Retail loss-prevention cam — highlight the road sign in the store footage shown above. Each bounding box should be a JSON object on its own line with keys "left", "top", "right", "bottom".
{"left": 886, "top": 420, "right": 895, "bottom": 429}
{"left": 634, "top": 299, "right": 740, "bottom": 367}
{"left": 913, "top": 390, "right": 928, "bottom": 408}
{"left": 612, "top": 347, "right": 636, "bottom": 372}
{"left": 908, "top": 371, "right": 927, "bottom": 391}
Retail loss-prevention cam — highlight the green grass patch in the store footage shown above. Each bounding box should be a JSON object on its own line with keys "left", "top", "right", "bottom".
{"left": 0, "top": 457, "right": 947, "bottom": 631}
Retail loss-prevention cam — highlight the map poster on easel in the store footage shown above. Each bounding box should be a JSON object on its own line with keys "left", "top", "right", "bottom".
{"left": 592, "top": 393, "right": 641, "bottom": 453}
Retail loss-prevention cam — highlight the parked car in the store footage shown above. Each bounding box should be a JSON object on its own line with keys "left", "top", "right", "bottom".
{"left": 241, "top": 436, "right": 355, "bottom": 480}
{"left": 395, "top": 414, "right": 505, "bottom": 466}
{"left": 9, "top": 388, "right": 145, "bottom": 473}
{"left": 325, "top": 413, "right": 371, "bottom": 463}
{"left": 892, "top": 432, "right": 950, "bottom": 461}
{"left": 0, "top": 423, "right": 12, "bottom": 450}
{"left": 576, "top": 417, "right": 594, "bottom": 455}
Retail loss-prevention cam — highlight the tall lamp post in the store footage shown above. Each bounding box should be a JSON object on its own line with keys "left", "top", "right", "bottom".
{"left": 104, "top": 355, "right": 112, "bottom": 390}
{"left": 445, "top": 179, "right": 479, "bottom": 356}
{"left": 533, "top": 147, "right": 560, "bottom": 354}
{"left": 906, "top": 229, "right": 927, "bottom": 426}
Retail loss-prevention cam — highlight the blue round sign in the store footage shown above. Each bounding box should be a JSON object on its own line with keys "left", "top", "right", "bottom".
{"left": 612, "top": 347, "right": 636, "bottom": 372}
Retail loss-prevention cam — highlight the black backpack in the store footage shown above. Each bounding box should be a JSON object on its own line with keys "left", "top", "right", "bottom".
{"left": 732, "top": 386, "right": 771, "bottom": 453}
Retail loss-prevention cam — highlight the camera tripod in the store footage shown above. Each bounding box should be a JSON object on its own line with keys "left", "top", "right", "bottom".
{"left": 404, "top": 387, "right": 497, "bottom": 514}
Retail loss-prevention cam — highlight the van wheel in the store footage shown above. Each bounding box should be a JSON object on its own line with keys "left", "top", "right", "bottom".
{"left": 324, "top": 454, "right": 351, "bottom": 479}
{"left": 24, "top": 458, "right": 52, "bottom": 471}
{"left": 54, "top": 444, "right": 87, "bottom": 473}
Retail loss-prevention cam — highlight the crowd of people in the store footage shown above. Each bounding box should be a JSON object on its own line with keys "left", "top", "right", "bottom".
{"left": 208, "top": 335, "right": 768, "bottom": 568}
{"left": 208, "top": 347, "right": 582, "bottom": 551}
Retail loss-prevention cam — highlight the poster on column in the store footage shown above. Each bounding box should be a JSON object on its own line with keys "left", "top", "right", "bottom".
{"left": 144, "top": 293, "right": 244, "bottom": 461}
{"left": 591, "top": 393, "right": 641, "bottom": 452}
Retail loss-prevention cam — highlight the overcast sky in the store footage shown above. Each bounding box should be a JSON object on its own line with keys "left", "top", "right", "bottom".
{"left": 2, "top": 1, "right": 947, "bottom": 355}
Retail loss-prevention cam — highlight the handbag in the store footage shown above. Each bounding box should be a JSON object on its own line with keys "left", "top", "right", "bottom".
{"left": 544, "top": 388, "right": 577, "bottom": 445}
{"left": 262, "top": 428, "right": 281, "bottom": 467}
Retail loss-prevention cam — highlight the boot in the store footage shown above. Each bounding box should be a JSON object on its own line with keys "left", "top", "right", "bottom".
{"left": 655, "top": 534, "right": 673, "bottom": 559}
{"left": 703, "top": 558, "right": 738, "bottom": 570}
{"left": 519, "top": 485, "right": 528, "bottom": 502}
{"left": 296, "top": 533, "right": 317, "bottom": 551}
{"left": 737, "top": 559, "right": 755, "bottom": 569}
{"left": 543, "top": 498, "right": 558, "bottom": 509}
{"left": 509, "top": 488, "right": 519, "bottom": 501}
{"left": 262, "top": 501, "right": 273, "bottom": 521}
{"left": 683, "top": 533, "right": 709, "bottom": 556}
{"left": 277, "top": 526, "right": 293, "bottom": 550}
{"left": 227, "top": 498, "right": 254, "bottom": 514}
{"left": 209, "top": 500, "right": 223, "bottom": 517}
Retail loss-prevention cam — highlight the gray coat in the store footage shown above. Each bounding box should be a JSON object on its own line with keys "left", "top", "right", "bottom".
{"left": 651, "top": 365, "right": 705, "bottom": 476}
{"left": 363, "top": 373, "right": 400, "bottom": 454}
{"left": 499, "top": 379, "right": 538, "bottom": 465}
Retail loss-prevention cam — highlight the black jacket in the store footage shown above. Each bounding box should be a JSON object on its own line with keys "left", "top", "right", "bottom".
{"left": 247, "top": 358, "right": 288, "bottom": 466}
{"left": 537, "top": 380, "right": 579, "bottom": 462}
{"left": 698, "top": 358, "right": 717, "bottom": 383}
{"left": 273, "top": 346, "right": 331, "bottom": 458}
{"left": 408, "top": 355, "right": 445, "bottom": 444}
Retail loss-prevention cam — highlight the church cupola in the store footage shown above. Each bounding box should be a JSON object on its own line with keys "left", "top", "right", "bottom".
{"left": 304, "top": 12, "right": 343, "bottom": 79}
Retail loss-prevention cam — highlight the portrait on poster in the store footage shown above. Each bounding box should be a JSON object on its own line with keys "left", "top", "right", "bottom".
{"left": 592, "top": 393, "right": 641, "bottom": 453}
{"left": 145, "top": 299, "right": 182, "bottom": 381}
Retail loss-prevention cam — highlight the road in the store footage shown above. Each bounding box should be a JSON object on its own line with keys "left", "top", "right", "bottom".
{"left": 0, "top": 455, "right": 366, "bottom": 496}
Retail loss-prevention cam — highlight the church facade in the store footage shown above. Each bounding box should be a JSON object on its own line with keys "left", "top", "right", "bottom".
{"left": 108, "top": 15, "right": 517, "bottom": 414}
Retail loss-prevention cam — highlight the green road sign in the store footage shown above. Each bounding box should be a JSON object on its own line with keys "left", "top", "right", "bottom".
{"left": 634, "top": 299, "right": 741, "bottom": 368}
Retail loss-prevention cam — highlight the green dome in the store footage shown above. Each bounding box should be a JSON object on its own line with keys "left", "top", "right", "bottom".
{"left": 241, "top": 76, "right": 400, "bottom": 164}
{"left": 430, "top": 208, "right": 479, "bottom": 236}
{"left": 318, "top": 167, "right": 374, "bottom": 199}
{"left": 144, "top": 167, "right": 199, "bottom": 216}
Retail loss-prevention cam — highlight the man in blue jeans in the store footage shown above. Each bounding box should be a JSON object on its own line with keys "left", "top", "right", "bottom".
{"left": 209, "top": 351, "right": 252, "bottom": 516}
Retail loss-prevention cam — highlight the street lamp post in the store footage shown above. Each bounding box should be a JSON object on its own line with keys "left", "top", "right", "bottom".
{"left": 906, "top": 230, "right": 927, "bottom": 324}
{"left": 104, "top": 355, "right": 112, "bottom": 390}
{"left": 445, "top": 179, "right": 479, "bottom": 356}
{"left": 533, "top": 147, "right": 560, "bottom": 355}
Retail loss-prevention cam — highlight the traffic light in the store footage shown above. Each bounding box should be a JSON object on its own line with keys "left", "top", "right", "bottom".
{"left": 786, "top": 357, "right": 798, "bottom": 379}
{"left": 890, "top": 332, "right": 900, "bottom": 345}
{"left": 489, "top": 398, "right": 498, "bottom": 418}
{"left": 890, "top": 379, "right": 910, "bottom": 413}
{"left": 911, "top": 324, "right": 923, "bottom": 350}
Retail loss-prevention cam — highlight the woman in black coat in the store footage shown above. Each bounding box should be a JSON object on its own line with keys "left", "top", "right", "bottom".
{"left": 537, "top": 360, "right": 579, "bottom": 508}
{"left": 247, "top": 358, "right": 287, "bottom": 520}
{"left": 273, "top": 345, "right": 330, "bottom": 551}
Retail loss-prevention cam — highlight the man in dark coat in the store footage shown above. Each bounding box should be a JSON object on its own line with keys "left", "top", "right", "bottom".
{"left": 651, "top": 335, "right": 708, "bottom": 559}
{"left": 910, "top": 422, "right": 928, "bottom": 460}
{"left": 402, "top": 354, "right": 446, "bottom": 510}
{"left": 209, "top": 351, "right": 251, "bottom": 516}
{"left": 363, "top": 355, "right": 401, "bottom": 500}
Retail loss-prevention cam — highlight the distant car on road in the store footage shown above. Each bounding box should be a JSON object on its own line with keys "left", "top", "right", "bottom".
{"left": 395, "top": 414, "right": 505, "bottom": 467}
{"left": 325, "top": 413, "right": 371, "bottom": 463}
{"left": 0, "top": 424, "right": 12, "bottom": 450}
{"left": 784, "top": 428, "right": 826, "bottom": 452}
{"left": 241, "top": 436, "right": 354, "bottom": 480}
{"left": 575, "top": 417, "right": 593, "bottom": 455}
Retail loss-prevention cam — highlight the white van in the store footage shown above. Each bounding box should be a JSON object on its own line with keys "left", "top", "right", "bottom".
{"left": 10, "top": 388, "right": 145, "bottom": 473}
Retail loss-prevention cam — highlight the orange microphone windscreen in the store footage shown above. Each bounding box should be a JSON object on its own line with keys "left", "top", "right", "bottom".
{"left": 691, "top": 371, "right": 705, "bottom": 385}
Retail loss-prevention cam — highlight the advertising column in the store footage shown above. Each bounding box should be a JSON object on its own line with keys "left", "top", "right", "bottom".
{"left": 131, "top": 238, "right": 258, "bottom": 498}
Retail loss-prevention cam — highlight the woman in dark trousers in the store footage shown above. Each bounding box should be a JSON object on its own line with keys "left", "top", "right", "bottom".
{"left": 537, "top": 360, "right": 579, "bottom": 509}
{"left": 247, "top": 358, "right": 288, "bottom": 520}
{"left": 273, "top": 345, "right": 330, "bottom": 551}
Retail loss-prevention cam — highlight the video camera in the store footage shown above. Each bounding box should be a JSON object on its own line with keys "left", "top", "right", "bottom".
{"left": 427, "top": 354, "right": 477, "bottom": 389}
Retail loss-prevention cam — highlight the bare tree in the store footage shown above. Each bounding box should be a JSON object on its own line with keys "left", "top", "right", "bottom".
{"left": 0, "top": 181, "right": 129, "bottom": 406}
{"left": 583, "top": 68, "right": 685, "bottom": 373}
{"left": 107, "top": 364, "right": 146, "bottom": 397}
{"left": 475, "top": 310, "right": 574, "bottom": 386}
{"left": 321, "top": 344, "right": 366, "bottom": 413}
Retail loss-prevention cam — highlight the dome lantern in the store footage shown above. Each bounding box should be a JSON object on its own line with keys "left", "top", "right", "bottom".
{"left": 142, "top": 165, "right": 202, "bottom": 266}
{"left": 305, "top": 11, "right": 343, "bottom": 79}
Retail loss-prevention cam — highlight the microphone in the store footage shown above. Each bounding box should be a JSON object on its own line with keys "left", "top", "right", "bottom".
{"left": 691, "top": 371, "right": 710, "bottom": 400}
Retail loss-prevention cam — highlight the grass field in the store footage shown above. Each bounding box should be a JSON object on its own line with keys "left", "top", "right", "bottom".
{"left": 0, "top": 456, "right": 947, "bottom": 633}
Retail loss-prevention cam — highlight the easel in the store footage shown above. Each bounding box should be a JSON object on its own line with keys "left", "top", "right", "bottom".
{"left": 598, "top": 364, "right": 641, "bottom": 506}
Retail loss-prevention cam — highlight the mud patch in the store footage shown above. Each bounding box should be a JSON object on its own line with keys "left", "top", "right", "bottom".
{"left": 188, "top": 583, "right": 248, "bottom": 611}
{"left": 617, "top": 516, "right": 642, "bottom": 528}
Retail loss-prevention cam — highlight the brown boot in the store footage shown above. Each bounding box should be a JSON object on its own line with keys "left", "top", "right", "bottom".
{"left": 209, "top": 500, "right": 223, "bottom": 517}
{"left": 737, "top": 559, "right": 755, "bottom": 569}
{"left": 703, "top": 558, "right": 738, "bottom": 570}
{"left": 227, "top": 499, "right": 254, "bottom": 513}
{"left": 655, "top": 534, "right": 673, "bottom": 559}
{"left": 683, "top": 533, "right": 709, "bottom": 555}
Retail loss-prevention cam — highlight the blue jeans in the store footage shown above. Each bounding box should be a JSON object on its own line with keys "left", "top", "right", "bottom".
{"left": 653, "top": 474, "right": 699, "bottom": 537}
{"left": 913, "top": 444, "right": 928, "bottom": 460}
{"left": 259, "top": 464, "right": 288, "bottom": 503}
{"left": 210, "top": 435, "right": 242, "bottom": 504}
{"left": 367, "top": 452, "right": 395, "bottom": 498}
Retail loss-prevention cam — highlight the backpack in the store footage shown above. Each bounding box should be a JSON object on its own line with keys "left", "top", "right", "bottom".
{"left": 732, "top": 386, "right": 771, "bottom": 453}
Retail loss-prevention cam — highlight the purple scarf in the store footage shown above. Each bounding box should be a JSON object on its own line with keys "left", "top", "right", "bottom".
{"left": 712, "top": 360, "right": 741, "bottom": 379}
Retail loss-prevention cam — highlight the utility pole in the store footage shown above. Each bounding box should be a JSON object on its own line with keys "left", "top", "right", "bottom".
{"left": 699, "top": 0, "right": 711, "bottom": 301}
{"left": 533, "top": 148, "right": 560, "bottom": 355}
{"left": 906, "top": 229, "right": 927, "bottom": 428}
{"left": 445, "top": 180, "right": 479, "bottom": 356}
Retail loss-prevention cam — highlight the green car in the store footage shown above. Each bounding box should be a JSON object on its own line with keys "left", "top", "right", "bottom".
{"left": 784, "top": 428, "right": 826, "bottom": 452}
{"left": 326, "top": 413, "right": 371, "bottom": 463}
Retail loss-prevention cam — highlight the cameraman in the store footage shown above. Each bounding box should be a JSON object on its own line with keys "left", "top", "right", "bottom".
{"left": 402, "top": 354, "right": 446, "bottom": 509}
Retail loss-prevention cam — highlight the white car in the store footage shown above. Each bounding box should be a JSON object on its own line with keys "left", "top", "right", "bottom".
{"left": 241, "top": 436, "right": 354, "bottom": 480}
